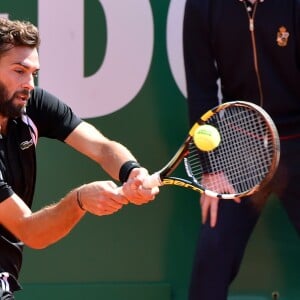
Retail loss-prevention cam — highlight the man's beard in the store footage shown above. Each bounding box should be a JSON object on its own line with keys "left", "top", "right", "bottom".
{"left": 0, "top": 82, "right": 30, "bottom": 118}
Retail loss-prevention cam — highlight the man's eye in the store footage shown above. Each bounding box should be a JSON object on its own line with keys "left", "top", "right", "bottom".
{"left": 15, "top": 69, "right": 24, "bottom": 74}
{"left": 33, "top": 71, "right": 39, "bottom": 78}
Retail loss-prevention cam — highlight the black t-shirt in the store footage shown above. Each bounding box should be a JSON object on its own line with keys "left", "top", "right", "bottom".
{"left": 0, "top": 87, "right": 82, "bottom": 290}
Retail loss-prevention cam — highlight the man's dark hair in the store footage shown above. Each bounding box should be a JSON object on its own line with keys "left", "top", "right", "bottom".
{"left": 0, "top": 18, "right": 40, "bottom": 56}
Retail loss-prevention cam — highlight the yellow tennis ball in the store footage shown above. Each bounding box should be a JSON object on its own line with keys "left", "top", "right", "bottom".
{"left": 193, "top": 124, "right": 221, "bottom": 151}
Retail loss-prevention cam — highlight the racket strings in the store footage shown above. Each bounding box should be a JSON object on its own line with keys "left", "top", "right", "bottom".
{"left": 186, "top": 106, "right": 276, "bottom": 195}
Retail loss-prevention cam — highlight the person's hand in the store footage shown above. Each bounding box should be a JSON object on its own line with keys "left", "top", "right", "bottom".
{"left": 121, "top": 167, "right": 159, "bottom": 205}
{"left": 78, "top": 181, "right": 128, "bottom": 216}
{"left": 200, "top": 173, "right": 240, "bottom": 227}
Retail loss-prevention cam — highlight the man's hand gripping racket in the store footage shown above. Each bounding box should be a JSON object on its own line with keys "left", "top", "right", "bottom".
{"left": 141, "top": 101, "right": 280, "bottom": 200}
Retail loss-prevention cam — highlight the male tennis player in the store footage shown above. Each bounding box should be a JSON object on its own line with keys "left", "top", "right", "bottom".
{"left": 0, "top": 18, "right": 158, "bottom": 299}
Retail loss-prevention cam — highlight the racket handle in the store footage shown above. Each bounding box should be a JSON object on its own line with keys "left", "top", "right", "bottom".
{"left": 117, "top": 186, "right": 125, "bottom": 196}
{"left": 142, "top": 172, "right": 162, "bottom": 189}
{"left": 117, "top": 173, "right": 161, "bottom": 196}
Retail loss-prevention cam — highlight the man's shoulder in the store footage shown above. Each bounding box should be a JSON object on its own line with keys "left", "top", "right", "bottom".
{"left": 26, "top": 87, "right": 57, "bottom": 121}
{"left": 28, "top": 87, "right": 59, "bottom": 109}
{"left": 30, "top": 87, "right": 45, "bottom": 100}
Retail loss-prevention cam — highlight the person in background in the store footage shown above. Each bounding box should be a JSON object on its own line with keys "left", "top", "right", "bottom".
{"left": 183, "top": 0, "right": 300, "bottom": 299}
{"left": 0, "top": 17, "right": 159, "bottom": 299}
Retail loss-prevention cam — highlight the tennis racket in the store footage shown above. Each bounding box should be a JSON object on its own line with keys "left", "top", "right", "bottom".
{"left": 142, "top": 101, "right": 280, "bottom": 199}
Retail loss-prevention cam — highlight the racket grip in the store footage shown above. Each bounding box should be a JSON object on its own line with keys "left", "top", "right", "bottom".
{"left": 142, "top": 172, "right": 162, "bottom": 189}
{"left": 117, "top": 172, "right": 161, "bottom": 196}
{"left": 117, "top": 186, "right": 125, "bottom": 196}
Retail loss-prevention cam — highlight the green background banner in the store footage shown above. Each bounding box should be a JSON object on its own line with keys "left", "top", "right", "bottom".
{"left": 1, "top": 1, "right": 300, "bottom": 299}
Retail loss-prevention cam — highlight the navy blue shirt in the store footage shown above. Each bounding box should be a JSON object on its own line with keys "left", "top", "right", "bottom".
{"left": 183, "top": 0, "right": 300, "bottom": 137}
